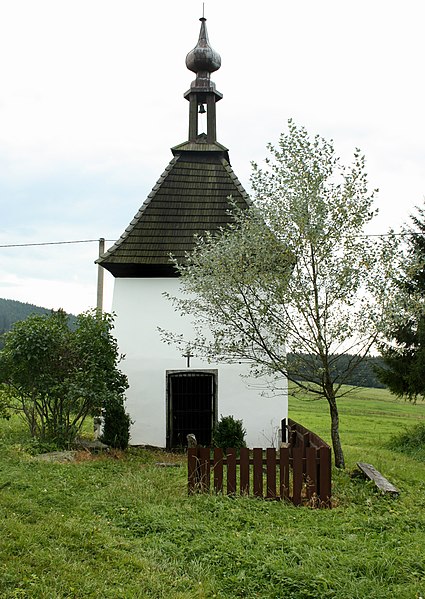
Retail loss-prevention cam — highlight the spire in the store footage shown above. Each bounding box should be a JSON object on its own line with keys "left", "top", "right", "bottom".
{"left": 185, "top": 17, "right": 221, "bottom": 90}
{"left": 184, "top": 16, "right": 223, "bottom": 144}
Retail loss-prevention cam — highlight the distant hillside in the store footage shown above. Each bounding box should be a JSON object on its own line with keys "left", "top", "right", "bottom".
{"left": 0, "top": 300, "right": 78, "bottom": 343}
{"left": 0, "top": 298, "right": 51, "bottom": 337}
{"left": 288, "top": 352, "right": 385, "bottom": 389}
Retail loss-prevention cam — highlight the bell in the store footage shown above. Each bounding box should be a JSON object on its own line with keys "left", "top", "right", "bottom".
{"left": 198, "top": 104, "right": 206, "bottom": 114}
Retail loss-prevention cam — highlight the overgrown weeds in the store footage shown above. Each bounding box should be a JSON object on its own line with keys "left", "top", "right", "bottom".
{"left": 386, "top": 421, "right": 425, "bottom": 460}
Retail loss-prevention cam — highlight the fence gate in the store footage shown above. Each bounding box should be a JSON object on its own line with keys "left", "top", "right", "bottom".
{"left": 167, "top": 372, "right": 216, "bottom": 449}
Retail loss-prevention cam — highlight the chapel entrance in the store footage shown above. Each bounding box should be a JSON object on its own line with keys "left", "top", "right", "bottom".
{"left": 167, "top": 372, "right": 216, "bottom": 449}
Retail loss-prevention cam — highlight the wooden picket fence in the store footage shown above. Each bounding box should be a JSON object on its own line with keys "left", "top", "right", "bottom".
{"left": 187, "top": 419, "right": 332, "bottom": 507}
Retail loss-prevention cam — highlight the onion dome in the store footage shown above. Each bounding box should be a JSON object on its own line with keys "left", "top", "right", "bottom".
{"left": 186, "top": 17, "right": 221, "bottom": 77}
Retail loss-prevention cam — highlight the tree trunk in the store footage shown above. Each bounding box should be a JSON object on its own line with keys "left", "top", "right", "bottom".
{"left": 327, "top": 396, "right": 345, "bottom": 469}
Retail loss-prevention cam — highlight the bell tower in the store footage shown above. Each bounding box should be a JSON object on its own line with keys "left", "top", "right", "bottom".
{"left": 184, "top": 17, "right": 223, "bottom": 144}
{"left": 96, "top": 14, "right": 287, "bottom": 448}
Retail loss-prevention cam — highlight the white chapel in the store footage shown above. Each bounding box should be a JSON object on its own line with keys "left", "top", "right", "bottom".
{"left": 97, "top": 16, "right": 288, "bottom": 449}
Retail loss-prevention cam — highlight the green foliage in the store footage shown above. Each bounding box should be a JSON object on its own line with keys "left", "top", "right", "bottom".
{"left": 378, "top": 204, "right": 425, "bottom": 401}
{"left": 377, "top": 318, "right": 425, "bottom": 400}
{"left": 386, "top": 422, "right": 425, "bottom": 459}
{"left": 0, "top": 387, "right": 10, "bottom": 420}
{"left": 0, "top": 309, "right": 128, "bottom": 447}
{"left": 0, "top": 298, "right": 50, "bottom": 337}
{"left": 213, "top": 414, "right": 246, "bottom": 450}
{"left": 101, "top": 393, "right": 132, "bottom": 450}
{"left": 165, "top": 121, "right": 400, "bottom": 468}
{"left": 0, "top": 298, "right": 77, "bottom": 351}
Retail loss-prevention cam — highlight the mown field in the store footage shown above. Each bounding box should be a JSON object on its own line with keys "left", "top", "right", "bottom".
{"left": 1, "top": 387, "right": 424, "bottom": 599}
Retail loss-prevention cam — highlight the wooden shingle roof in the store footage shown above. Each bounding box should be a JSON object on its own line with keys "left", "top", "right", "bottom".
{"left": 97, "top": 145, "right": 251, "bottom": 277}
{"left": 98, "top": 18, "right": 250, "bottom": 278}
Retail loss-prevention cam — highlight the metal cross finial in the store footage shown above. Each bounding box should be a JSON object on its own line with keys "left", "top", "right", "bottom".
{"left": 183, "top": 347, "right": 194, "bottom": 368}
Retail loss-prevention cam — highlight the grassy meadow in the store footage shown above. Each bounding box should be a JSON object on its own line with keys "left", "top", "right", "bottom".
{"left": 1, "top": 387, "right": 425, "bottom": 598}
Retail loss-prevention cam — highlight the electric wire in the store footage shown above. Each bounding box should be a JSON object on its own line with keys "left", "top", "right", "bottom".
{"left": 0, "top": 231, "right": 419, "bottom": 249}
{"left": 0, "top": 239, "right": 115, "bottom": 248}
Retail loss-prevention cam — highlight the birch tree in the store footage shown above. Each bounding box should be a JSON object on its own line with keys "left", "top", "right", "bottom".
{"left": 165, "top": 121, "right": 399, "bottom": 468}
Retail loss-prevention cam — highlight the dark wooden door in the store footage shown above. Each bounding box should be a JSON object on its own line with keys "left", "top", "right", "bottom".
{"left": 168, "top": 372, "right": 215, "bottom": 448}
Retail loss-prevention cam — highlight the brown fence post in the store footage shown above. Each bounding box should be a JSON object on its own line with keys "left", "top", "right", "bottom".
{"left": 188, "top": 447, "right": 199, "bottom": 494}
{"left": 227, "top": 448, "right": 237, "bottom": 495}
{"left": 240, "top": 447, "right": 250, "bottom": 496}
{"left": 279, "top": 446, "right": 290, "bottom": 500}
{"left": 199, "top": 447, "right": 211, "bottom": 491}
{"left": 292, "top": 447, "right": 303, "bottom": 506}
{"left": 306, "top": 446, "right": 318, "bottom": 500}
{"left": 253, "top": 448, "right": 263, "bottom": 497}
{"left": 213, "top": 447, "right": 224, "bottom": 494}
{"left": 319, "top": 446, "right": 332, "bottom": 507}
{"left": 266, "top": 448, "right": 277, "bottom": 499}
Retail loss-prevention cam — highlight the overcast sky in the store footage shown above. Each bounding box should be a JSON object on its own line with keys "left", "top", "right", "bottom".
{"left": 0, "top": 0, "right": 424, "bottom": 314}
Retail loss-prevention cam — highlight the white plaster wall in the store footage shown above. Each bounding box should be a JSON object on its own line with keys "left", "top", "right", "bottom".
{"left": 112, "top": 278, "right": 287, "bottom": 448}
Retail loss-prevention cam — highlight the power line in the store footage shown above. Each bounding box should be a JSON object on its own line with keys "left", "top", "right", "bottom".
{"left": 0, "top": 239, "right": 115, "bottom": 248}
{"left": 0, "top": 231, "right": 420, "bottom": 250}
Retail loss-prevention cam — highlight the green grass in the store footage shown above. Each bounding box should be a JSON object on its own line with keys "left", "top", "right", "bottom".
{"left": 386, "top": 422, "right": 425, "bottom": 460}
{"left": 1, "top": 390, "right": 425, "bottom": 598}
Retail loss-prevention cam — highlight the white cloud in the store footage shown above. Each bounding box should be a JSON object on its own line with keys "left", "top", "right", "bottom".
{"left": 0, "top": 0, "right": 424, "bottom": 310}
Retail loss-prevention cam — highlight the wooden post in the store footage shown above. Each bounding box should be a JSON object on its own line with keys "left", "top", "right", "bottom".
{"left": 253, "top": 448, "right": 263, "bottom": 497}
{"left": 206, "top": 95, "right": 216, "bottom": 143}
{"left": 292, "top": 448, "right": 303, "bottom": 506}
{"left": 213, "top": 448, "right": 224, "bottom": 493}
{"left": 227, "top": 448, "right": 237, "bottom": 495}
{"left": 188, "top": 448, "right": 199, "bottom": 494}
{"left": 188, "top": 94, "right": 198, "bottom": 141}
{"left": 279, "top": 447, "right": 290, "bottom": 500}
{"left": 199, "top": 447, "right": 211, "bottom": 491}
{"left": 306, "top": 447, "right": 318, "bottom": 500}
{"left": 319, "top": 446, "right": 332, "bottom": 507}
{"left": 266, "top": 448, "right": 277, "bottom": 499}
{"left": 239, "top": 447, "right": 250, "bottom": 496}
{"left": 97, "top": 237, "right": 105, "bottom": 312}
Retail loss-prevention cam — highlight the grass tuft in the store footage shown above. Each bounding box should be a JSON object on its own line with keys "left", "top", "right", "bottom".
{"left": 386, "top": 421, "right": 425, "bottom": 460}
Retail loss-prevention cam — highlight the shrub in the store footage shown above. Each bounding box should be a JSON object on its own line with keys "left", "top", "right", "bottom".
{"left": 387, "top": 421, "right": 425, "bottom": 459}
{"left": 0, "top": 387, "right": 10, "bottom": 420}
{"left": 101, "top": 394, "right": 131, "bottom": 450}
{"left": 0, "top": 310, "right": 128, "bottom": 448}
{"left": 213, "top": 415, "right": 246, "bottom": 450}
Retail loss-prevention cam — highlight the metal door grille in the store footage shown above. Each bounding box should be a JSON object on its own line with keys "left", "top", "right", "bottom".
{"left": 168, "top": 372, "right": 215, "bottom": 448}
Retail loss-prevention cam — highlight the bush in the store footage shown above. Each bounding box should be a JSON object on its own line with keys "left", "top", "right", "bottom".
{"left": 387, "top": 421, "right": 425, "bottom": 459}
{"left": 213, "top": 415, "right": 246, "bottom": 450}
{"left": 0, "top": 310, "right": 128, "bottom": 448}
{"left": 0, "top": 387, "right": 10, "bottom": 421}
{"left": 101, "top": 394, "right": 131, "bottom": 450}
